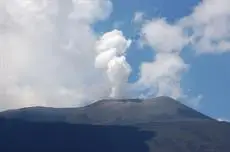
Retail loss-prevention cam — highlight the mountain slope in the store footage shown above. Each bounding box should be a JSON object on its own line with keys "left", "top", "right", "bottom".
{"left": 0, "top": 118, "right": 230, "bottom": 152}
{"left": 0, "top": 96, "right": 212, "bottom": 125}
{"left": 0, "top": 96, "right": 230, "bottom": 152}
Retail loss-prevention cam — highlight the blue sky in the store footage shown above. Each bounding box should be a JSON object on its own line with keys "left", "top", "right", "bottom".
{"left": 94, "top": 0, "right": 230, "bottom": 120}
{"left": 1, "top": 0, "right": 230, "bottom": 121}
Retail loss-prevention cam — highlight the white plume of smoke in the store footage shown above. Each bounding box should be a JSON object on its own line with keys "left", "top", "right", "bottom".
{"left": 95, "top": 30, "right": 132, "bottom": 98}
{"left": 0, "top": 0, "right": 113, "bottom": 110}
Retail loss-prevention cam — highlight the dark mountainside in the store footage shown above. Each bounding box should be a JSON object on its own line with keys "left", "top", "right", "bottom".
{"left": 0, "top": 96, "right": 230, "bottom": 152}
{"left": 0, "top": 96, "right": 212, "bottom": 125}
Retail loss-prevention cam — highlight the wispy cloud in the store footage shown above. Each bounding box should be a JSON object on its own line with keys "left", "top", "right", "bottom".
{"left": 133, "top": 12, "right": 145, "bottom": 24}
{"left": 217, "top": 118, "right": 230, "bottom": 122}
{"left": 136, "top": 0, "right": 230, "bottom": 101}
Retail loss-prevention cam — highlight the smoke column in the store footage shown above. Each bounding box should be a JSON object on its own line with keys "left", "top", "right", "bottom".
{"left": 95, "top": 30, "right": 132, "bottom": 98}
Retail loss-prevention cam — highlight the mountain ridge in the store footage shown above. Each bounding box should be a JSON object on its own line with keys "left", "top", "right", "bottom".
{"left": 0, "top": 96, "right": 213, "bottom": 125}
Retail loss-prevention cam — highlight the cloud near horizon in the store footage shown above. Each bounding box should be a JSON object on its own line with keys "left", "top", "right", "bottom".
{"left": 0, "top": 0, "right": 230, "bottom": 110}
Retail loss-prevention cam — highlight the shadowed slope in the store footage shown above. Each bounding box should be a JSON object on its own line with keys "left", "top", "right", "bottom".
{"left": 0, "top": 118, "right": 230, "bottom": 152}
{"left": 0, "top": 96, "right": 230, "bottom": 152}
{"left": 0, "top": 118, "right": 154, "bottom": 152}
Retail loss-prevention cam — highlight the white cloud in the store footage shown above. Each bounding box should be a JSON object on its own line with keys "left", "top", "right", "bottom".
{"left": 138, "top": 53, "right": 188, "bottom": 99}
{"left": 0, "top": 0, "right": 113, "bottom": 110}
{"left": 133, "top": 12, "right": 144, "bottom": 24}
{"left": 95, "top": 30, "right": 132, "bottom": 98}
{"left": 69, "top": 0, "right": 112, "bottom": 23}
{"left": 138, "top": 18, "right": 188, "bottom": 99}
{"left": 1, "top": 0, "right": 230, "bottom": 110}
{"left": 141, "top": 18, "right": 188, "bottom": 53}
{"left": 137, "top": 0, "right": 230, "bottom": 100}
{"left": 181, "top": 0, "right": 230, "bottom": 53}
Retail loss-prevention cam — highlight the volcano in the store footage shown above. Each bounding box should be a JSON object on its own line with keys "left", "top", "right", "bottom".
{"left": 0, "top": 96, "right": 212, "bottom": 125}
{"left": 0, "top": 96, "right": 230, "bottom": 152}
